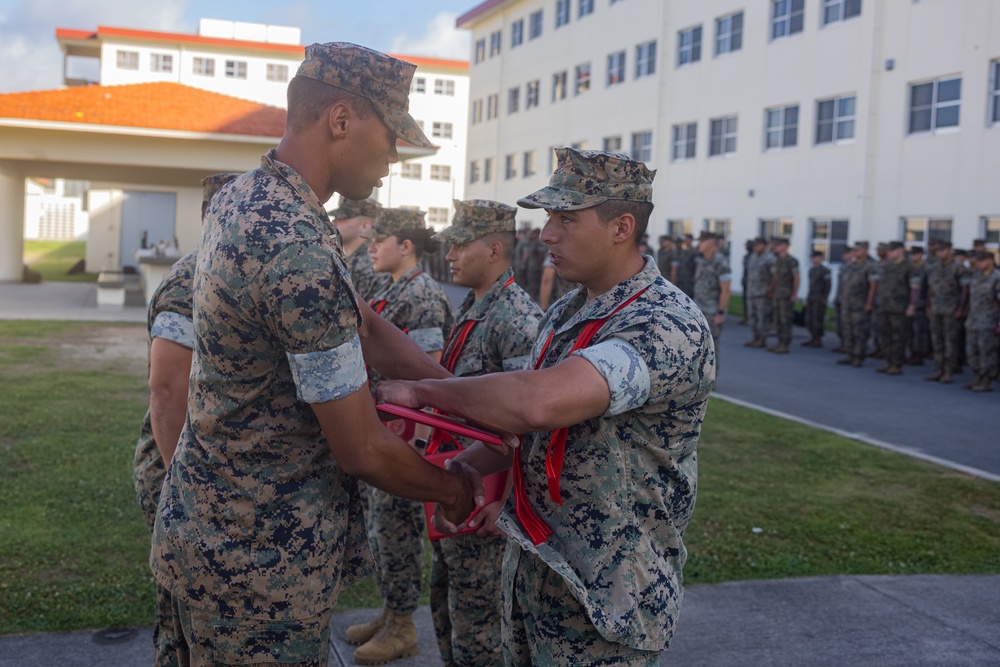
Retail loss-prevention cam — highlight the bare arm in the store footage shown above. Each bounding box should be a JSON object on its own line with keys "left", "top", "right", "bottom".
{"left": 149, "top": 338, "right": 192, "bottom": 467}
{"left": 714, "top": 280, "right": 731, "bottom": 327}
{"left": 791, "top": 271, "right": 801, "bottom": 302}
{"left": 356, "top": 297, "right": 451, "bottom": 381}
{"left": 865, "top": 281, "right": 877, "bottom": 312}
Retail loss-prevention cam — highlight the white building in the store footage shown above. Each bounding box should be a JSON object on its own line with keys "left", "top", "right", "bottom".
{"left": 457, "top": 0, "right": 1000, "bottom": 292}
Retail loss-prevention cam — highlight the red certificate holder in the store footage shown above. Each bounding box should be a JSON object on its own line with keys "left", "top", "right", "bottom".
{"left": 376, "top": 403, "right": 510, "bottom": 540}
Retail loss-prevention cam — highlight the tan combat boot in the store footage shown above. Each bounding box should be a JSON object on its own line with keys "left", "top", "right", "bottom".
{"left": 923, "top": 369, "right": 943, "bottom": 381}
{"left": 939, "top": 368, "right": 954, "bottom": 384}
{"left": 345, "top": 609, "right": 389, "bottom": 646}
{"left": 885, "top": 365, "right": 903, "bottom": 376}
{"left": 971, "top": 375, "right": 993, "bottom": 393}
{"left": 353, "top": 612, "right": 418, "bottom": 665}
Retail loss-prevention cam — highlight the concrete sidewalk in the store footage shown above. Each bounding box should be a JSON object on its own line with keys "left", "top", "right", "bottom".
{"left": 3, "top": 574, "right": 998, "bottom": 666}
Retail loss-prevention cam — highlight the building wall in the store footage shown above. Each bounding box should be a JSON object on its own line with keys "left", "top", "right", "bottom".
{"left": 460, "top": 0, "right": 1000, "bottom": 294}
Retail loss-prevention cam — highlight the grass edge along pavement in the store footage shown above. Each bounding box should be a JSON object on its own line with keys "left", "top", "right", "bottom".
{"left": 1, "top": 320, "right": 998, "bottom": 634}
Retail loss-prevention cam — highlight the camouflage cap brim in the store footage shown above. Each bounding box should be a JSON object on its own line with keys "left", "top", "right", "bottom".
{"left": 517, "top": 186, "right": 607, "bottom": 211}
{"left": 432, "top": 225, "right": 478, "bottom": 245}
{"left": 375, "top": 102, "right": 434, "bottom": 149}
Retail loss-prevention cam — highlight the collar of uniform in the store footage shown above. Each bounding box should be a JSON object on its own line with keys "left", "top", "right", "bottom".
{"left": 548, "top": 255, "right": 659, "bottom": 337}
{"left": 259, "top": 149, "right": 334, "bottom": 237}
{"left": 459, "top": 267, "right": 516, "bottom": 322}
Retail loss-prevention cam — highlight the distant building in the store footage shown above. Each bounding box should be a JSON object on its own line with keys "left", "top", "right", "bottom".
{"left": 457, "top": 0, "right": 1000, "bottom": 294}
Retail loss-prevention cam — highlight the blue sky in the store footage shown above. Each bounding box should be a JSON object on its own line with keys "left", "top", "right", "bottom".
{"left": 0, "top": 0, "right": 476, "bottom": 93}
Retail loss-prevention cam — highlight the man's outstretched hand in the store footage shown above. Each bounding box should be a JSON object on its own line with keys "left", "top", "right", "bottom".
{"left": 434, "top": 458, "right": 485, "bottom": 535}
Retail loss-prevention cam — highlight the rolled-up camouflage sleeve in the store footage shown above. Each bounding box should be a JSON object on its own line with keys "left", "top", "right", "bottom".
{"left": 286, "top": 333, "right": 367, "bottom": 403}
{"left": 573, "top": 338, "right": 651, "bottom": 416}
{"left": 150, "top": 312, "right": 195, "bottom": 349}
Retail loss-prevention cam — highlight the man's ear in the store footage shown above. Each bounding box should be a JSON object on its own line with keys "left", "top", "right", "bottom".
{"left": 613, "top": 213, "right": 636, "bottom": 245}
{"left": 328, "top": 102, "right": 350, "bottom": 138}
{"left": 488, "top": 239, "right": 504, "bottom": 263}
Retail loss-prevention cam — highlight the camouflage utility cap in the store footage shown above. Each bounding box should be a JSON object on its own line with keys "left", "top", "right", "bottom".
{"left": 296, "top": 42, "right": 433, "bottom": 149}
{"left": 517, "top": 147, "right": 655, "bottom": 211}
{"left": 201, "top": 173, "right": 241, "bottom": 203}
{"left": 433, "top": 199, "right": 517, "bottom": 244}
{"left": 329, "top": 195, "right": 381, "bottom": 220}
{"left": 362, "top": 207, "right": 427, "bottom": 239}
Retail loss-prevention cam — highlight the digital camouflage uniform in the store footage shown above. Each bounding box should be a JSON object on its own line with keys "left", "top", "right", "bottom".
{"left": 964, "top": 267, "right": 1000, "bottom": 379}
{"left": 745, "top": 249, "right": 775, "bottom": 343}
{"left": 506, "top": 148, "right": 716, "bottom": 665}
{"left": 806, "top": 261, "right": 832, "bottom": 342}
{"left": 839, "top": 254, "right": 878, "bottom": 361}
{"left": 429, "top": 199, "right": 543, "bottom": 667}
{"left": 927, "top": 259, "right": 970, "bottom": 374}
{"left": 910, "top": 260, "right": 930, "bottom": 362}
{"left": 693, "top": 251, "right": 731, "bottom": 348}
{"left": 151, "top": 151, "right": 375, "bottom": 666}
{"left": 771, "top": 253, "right": 800, "bottom": 347}
{"left": 329, "top": 196, "right": 389, "bottom": 303}
{"left": 363, "top": 208, "right": 455, "bottom": 618}
{"left": 672, "top": 247, "right": 698, "bottom": 298}
{"left": 873, "top": 255, "right": 920, "bottom": 368}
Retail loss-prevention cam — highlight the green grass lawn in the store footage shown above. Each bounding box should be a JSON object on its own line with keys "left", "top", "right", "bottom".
{"left": 23, "top": 241, "right": 98, "bottom": 283}
{"left": 1, "top": 320, "right": 998, "bottom": 634}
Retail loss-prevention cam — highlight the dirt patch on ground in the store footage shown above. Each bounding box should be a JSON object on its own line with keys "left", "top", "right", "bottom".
{"left": 5, "top": 323, "right": 148, "bottom": 375}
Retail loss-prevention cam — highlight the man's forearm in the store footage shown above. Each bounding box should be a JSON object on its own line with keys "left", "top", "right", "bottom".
{"left": 358, "top": 299, "right": 451, "bottom": 381}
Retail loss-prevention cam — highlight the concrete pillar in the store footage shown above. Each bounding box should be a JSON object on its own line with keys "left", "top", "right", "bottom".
{"left": 0, "top": 166, "right": 26, "bottom": 282}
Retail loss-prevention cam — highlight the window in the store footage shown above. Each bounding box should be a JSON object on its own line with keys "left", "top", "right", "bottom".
{"left": 909, "top": 77, "right": 961, "bottom": 134}
{"left": 428, "top": 208, "right": 449, "bottom": 225}
{"left": 991, "top": 60, "right": 1000, "bottom": 124}
{"left": 193, "top": 57, "right": 215, "bottom": 76}
{"left": 668, "top": 219, "right": 693, "bottom": 238}
{"left": 116, "top": 50, "right": 138, "bottom": 70}
{"left": 631, "top": 131, "right": 653, "bottom": 162}
{"left": 469, "top": 161, "right": 480, "bottom": 184}
{"left": 471, "top": 99, "right": 483, "bottom": 125}
{"left": 487, "top": 94, "right": 499, "bottom": 120}
{"left": 603, "top": 135, "right": 622, "bottom": 152}
{"left": 810, "top": 218, "right": 850, "bottom": 261}
{"left": 715, "top": 12, "right": 744, "bottom": 55}
{"left": 771, "top": 0, "right": 805, "bottom": 40}
{"left": 570, "top": 140, "right": 587, "bottom": 150}
{"left": 526, "top": 80, "right": 541, "bottom": 109}
{"left": 678, "top": 26, "right": 702, "bottom": 66}
{"left": 710, "top": 116, "right": 738, "bottom": 156}
{"left": 672, "top": 122, "right": 697, "bottom": 160}
{"left": 505, "top": 154, "right": 517, "bottom": 180}
{"left": 430, "top": 165, "right": 452, "bottom": 182}
{"left": 816, "top": 95, "right": 856, "bottom": 144}
{"left": 548, "top": 147, "right": 557, "bottom": 174}
{"left": 556, "top": 0, "right": 571, "bottom": 28}
{"left": 579, "top": 0, "right": 595, "bottom": 17}
{"left": 902, "top": 217, "right": 952, "bottom": 250}
{"left": 411, "top": 77, "right": 426, "bottom": 94}
{"left": 765, "top": 104, "right": 799, "bottom": 150}
{"left": 575, "top": 63, "right": 591, "bottom": 95}
{"left": 434, "top": 79, "right": 455, "bottom": 96}
{"left": 705, "top": 219, "right": 732, "bottom": 255}
{"left": 523, "top": 150, "right": 537, "bottom": 177}
{"left": 508, "top": 87, "right": 520, "bottom": 114}
{"left": 225, "top": 60, "right": 247, "bottom": 79}
{"left": 822, "top": 0, "right": 861, "bottom": 25}
{"left": 512, "top": 19, "right": 524, "bottom": 47}
{"left": 607, "top": 51, "right": 626, "bottom": 86}
{"left": 151, "top": 53, "right": 173, "bottom": 73}
{"left": 475, "top": 39, "right": 486, "bottom": 63}
{"left": 981, "top": 216, "right": 1000, "bottom": 251}
{"left": 266, "top": 63, "right": 288, "bottom": 83}
{"left": 553, "top": 71, "right": 568, "bottom": 101}
{"left": 484, "top": 158, "right": 493, "bottom": 183}
{"left": 400, "top": 163, "right": 422, "bottom": 179}
{"left": 432, "top": 121, "right": 453, "bottom": 139}
{"left": 530, "top": 10, "right": 544, "bottom": 39}
{"left": 636, "top": 40, "right": 657, "bottom": 78}
{"left": 490, "top": 31, "right": 502, "bottom": 57}
{"left": 760, "top": 218, "right": 794, "bottom": 240}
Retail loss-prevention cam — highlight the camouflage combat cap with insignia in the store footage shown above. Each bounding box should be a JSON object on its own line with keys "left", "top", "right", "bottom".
{"left": 433, "top": 199, "right": 517, "bottom": 245}
{"left": 361, "top": 207, "right": 427, "bottom": 239}
{"left": 295, "top": 42, "right": 433, "bottom": 149}
{"left": 517, "top": 147, "right": 655, "bottom": 211}
{"left": 200, "top": 173, "right": 241, "bottom": 203}
{"left": 329, "top": 195, "right": 381, "bottom": 220}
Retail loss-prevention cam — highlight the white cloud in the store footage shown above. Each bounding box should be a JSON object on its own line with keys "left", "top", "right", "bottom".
{"left": 389, "top": 12, "right": 470, "bottom": 61}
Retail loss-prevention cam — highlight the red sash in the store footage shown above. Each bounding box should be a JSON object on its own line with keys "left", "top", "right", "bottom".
{"left": 369, "top": 270, "right": 424, "bottom": 326}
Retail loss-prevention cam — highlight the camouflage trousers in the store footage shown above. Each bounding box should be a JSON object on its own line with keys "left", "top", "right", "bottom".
{"left": 365, "top": 485, "right": 425, "bottom": 614}
{"left": 174, "top": 598, "right": 332, "bottom": 666}
{"left": 501, "top": 545, "right": 659, "bottom": 666}
{"left": 875, "top": 311, "right": 908, "bottom": 367}
{"left": 841, "top": 309, "right": 870, "bottom": 360}
{"left": 805, "top": 297, "right": 827, "bottom": 340}
{"left": 773, "top": 296, "right": 794, "bottom": 346}
{"left": 910, "top": 312, "right": 930, "bottom": 360}
{"left": 929, "top": 313, "right": 962, "bottom": 372}
{"left": 965, "top": 326, "right": 999, "bottom": 378}
{"left": 429, "top": 533, "right": 506, "bottom": 667}
{"left": 749, "top": 296, "right": 772, "bottom": 340}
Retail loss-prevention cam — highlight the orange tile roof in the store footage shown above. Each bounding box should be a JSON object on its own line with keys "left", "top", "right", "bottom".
{"left": 56, "top": 26, "right": 305, "bottom": 55}
{"left": 0, "top": 82, "right": 286, "bottom": 137}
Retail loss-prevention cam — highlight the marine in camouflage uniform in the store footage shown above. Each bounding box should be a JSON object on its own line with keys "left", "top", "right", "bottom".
{"left": 837, "top": 243, "right": 878, "bottom": 367}
{"left": 693, "top": 231, "right": 731, "bottom": 361}
{"left": 378, "top": 148, "right": 716, "bottom": 666}
{"left": 962, "top": 252, "right": 1000, "bottom": 391}
{"left": 150, "top": 43, "right": 477, "bottom": 667}
{"left": 672, "top": 240, "right": 698, "bottom": 298}
{"left": 425, "top": 199, "right": 542, "bottom": 667}
{"left": 744, "top": 237, "right": 774, "bottom": 348}
{"left": 329, "top": 195, "right": 389, "bottom": 302}
{"left": 907, "top": 247, "right": 931, "bottom": 364}
{"left": 871, "top": 242, "right": 920, "bottom": 374}
{"left": 768, "top": 238, "right": 799, "bottom": 353}
{"left": 803, "top": 250, "right": 832, "bottom": 347}
{"left": 924, "top": 242, "right": 971, "bottom": 384}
